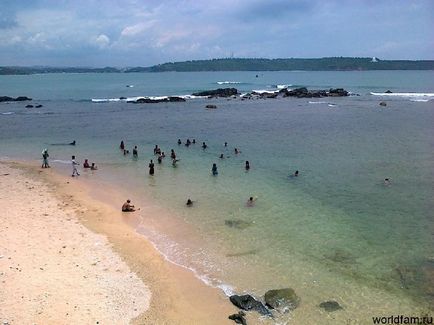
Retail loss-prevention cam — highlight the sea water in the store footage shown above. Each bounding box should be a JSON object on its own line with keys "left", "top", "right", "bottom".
{"left": 1, "top": 71, "right": 433, "bottom": 323}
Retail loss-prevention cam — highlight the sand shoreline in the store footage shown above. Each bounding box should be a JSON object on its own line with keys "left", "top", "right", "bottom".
{"left": 0, "top": 161, "right": 237, "bottom": 324}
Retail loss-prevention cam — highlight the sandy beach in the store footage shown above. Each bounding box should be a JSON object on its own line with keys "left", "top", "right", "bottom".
{"left": 0, "top": 161, "right": 237, "bottom": 325}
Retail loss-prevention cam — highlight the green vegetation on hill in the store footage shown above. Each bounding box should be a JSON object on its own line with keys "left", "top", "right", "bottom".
{"left": 1, "top": 57, "right": 433, "bottom": 75}
{"left": 127, "top": 57, "right": 434, "bottom": 72}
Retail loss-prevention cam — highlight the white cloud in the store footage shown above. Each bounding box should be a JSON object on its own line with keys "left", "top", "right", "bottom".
{"left": 121, "top": 21, "right": 156, "bottom": 37}
{"left": 95, "top": 34, "right": 110, "bottom": 48}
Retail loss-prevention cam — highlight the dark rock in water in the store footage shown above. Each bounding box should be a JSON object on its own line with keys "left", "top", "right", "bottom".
{"left": 379, "top": 101, "right": 387, "bottom": 106}
{"left": 324, "top": 248, "right": 355, "bottom": 264}
{"left": 264, "top": 288, "right": 300, "bottom": 311}
{"left": 130, "top": 96, "right": 185, "bottom": 103}
{"left": 228, "top": 311, "right": 247, "bottom": 325}
{"left": 206, "top": 104, "right": 217, "bottom": 109}
{"left": 119, "top": 97, "right": 127, "bottom": 100}
{"left": 192, "top": 88, "right": 238, "bottom": 98}
{"left": 229, "top": 294, "right": 271, "bottom": 316}
{"left": 35, "top": 104, "right": 43, "bottom": 108}
{"left": 0, "top": 96, "right": 32, "bottom": 102}
{"left": 385, "top": 90, "right": 393, "bottom": 93}
{"left": 328, "top": 88, "right": 349, "bottom": 97}
{"left": 25, "top": 104, "right": 34, "bottom": 108}
{"left": 224, "top": 219, "right": 253, "bottom": 230}
{"left": 319, "top": 300, "right": 343, "bottom": 312}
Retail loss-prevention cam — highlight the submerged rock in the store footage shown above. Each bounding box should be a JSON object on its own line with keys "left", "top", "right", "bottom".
{"left": 319, "top": 300, "right": 343, "bottom": 312}
{"left": 379, "top": 101, "right": 387, "bottom": 106}
{"left": 264, "top": 288, "right": 300, "bottom": 311}
{"left": 224, "top": 219, "right": 253, "bottom": 230}
{"left": 228, "top": 311, "right": 247, "bottom": 325}
{"left": 35, "top": 104, "right": 43, "bottom": 108}
{"left": 385, "top": 90, "right": 393, "bottom": 93}
{"left": 25, "top": 104, "right": 34, "bottom": 108}
{"left": 229, "top": 294, "right": 271, "bottom": 316}
{"left": 192, "top": 88, "right": 238, "bottom": 98}
{"left": 206, "top": 104, "right": 217, "bottom": 109}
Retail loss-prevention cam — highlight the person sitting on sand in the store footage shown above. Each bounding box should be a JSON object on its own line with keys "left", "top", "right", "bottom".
{"left": 91, "top": 163, "right": 98, "bottom": 170}
{"left": 186, "top": 198, "right": 194, "bottom": 206}
{"left": 83, "top": 159, "right": 90, "bottom": 168}
{"left": 41, "top": 149, "right": 50, "bottom": 168}
{"left": 246, "top": 196, "right": 257, "bottom": 207}
{"left": 122, "top": 199, "right": 135, "bottom": 212}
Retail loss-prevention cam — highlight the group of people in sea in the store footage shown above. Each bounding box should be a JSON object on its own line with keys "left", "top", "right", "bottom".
{"left": 71, "top": 156, "right": 98, "bottom": 177}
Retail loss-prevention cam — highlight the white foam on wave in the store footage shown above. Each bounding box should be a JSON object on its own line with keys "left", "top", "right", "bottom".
{"left": 252, "top": 89, "right": 279, "bottom": 94}
{"left": 92, "top": 94, "right": 208, "bottom": 102}
{"left": 308, "top": 101, "right": 328, "bottom": 104}
{"left": 217, "top": 81, "right": 241, "bottom": 85}
{"left": 276, "top": 84, "right": 292, "bottom": 89}
{"left": 370, "top": 92, "right": 434, "bottom": 98}
{"left": 409, "top": 99, "right": 430, "bottom": 102}
{"left": 1, "top": 112, "right": 15, "bottom": 115}
{"left": 51, "top": 159, "right": 71, "bottom": 164}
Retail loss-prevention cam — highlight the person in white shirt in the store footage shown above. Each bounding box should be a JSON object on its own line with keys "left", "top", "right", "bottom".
{"left": 71, "top": 155, "right": 80, "bottom": 177}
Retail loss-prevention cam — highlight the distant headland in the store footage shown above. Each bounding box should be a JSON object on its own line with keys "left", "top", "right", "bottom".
{"left": 1, "top": 57, "right": 434, "bottom": 75}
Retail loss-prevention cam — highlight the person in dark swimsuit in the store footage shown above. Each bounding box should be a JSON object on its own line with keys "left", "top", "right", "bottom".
{"left": 149, "top": 160, "right": 155, "bottom": 175}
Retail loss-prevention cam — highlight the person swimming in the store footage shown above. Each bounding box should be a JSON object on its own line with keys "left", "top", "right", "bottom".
{"left": 123, "top": 149, "right": 130, "bottom": 155}
{"left": 91, "top": 163, "right": 98, "bottom": 170}
{"left": 245, "top": 161, "right": 250, "bottom": 170}
{"left": 192, "top": 139, "right": 196, "bottom": 144}
{"left": 219, "top": 153, "right": 224, "bottom": 159}
{"left": 224, "top": 142, "right": 228, "bottom": 147}
{"left": 202, "top": 142, "right": 208, "bottom": 149}
{"left": 234, "top": 148, "right": 241, "bottom": 154}
{"left": 212, "top": 163, "right": 218, "bottom": 175}
{"left": 384, "top": 178, "right": 391, "bottom": 186}
{"left": 177, "top": 139, "right": 182, "bottom": 145}
{"left": 185, "top": 139, "right": 191, "bottom": 147}
{"left": 83, "top": 159, "right": 90, "bottom": 168}
{"left": 246, "top": 196, "right": 257, "bottom": 207}
{"left": 186, "top": 198, "right": 194, "bottom": 206}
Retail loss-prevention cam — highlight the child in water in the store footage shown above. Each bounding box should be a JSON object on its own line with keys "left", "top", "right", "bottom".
{"left": 212, "top": 163, "right": 218, "bottom": 175}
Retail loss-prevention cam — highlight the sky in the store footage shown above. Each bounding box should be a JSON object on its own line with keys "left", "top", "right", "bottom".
{"left": 0, "top": 0, "right": 433, "bottom": 67}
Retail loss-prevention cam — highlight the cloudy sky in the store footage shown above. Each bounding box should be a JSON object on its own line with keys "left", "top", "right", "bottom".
{"left": 1, "top": 0, "right": 433, "bottom": 67}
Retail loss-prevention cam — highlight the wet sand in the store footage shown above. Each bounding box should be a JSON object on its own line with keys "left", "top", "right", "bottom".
{"left": 0, "top": 161, "right": 237, "bottom": 324}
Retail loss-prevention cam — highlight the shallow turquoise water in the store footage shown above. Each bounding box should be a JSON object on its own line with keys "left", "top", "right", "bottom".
{"left": 1, "top": 71, "right": 433, "bottom": 322}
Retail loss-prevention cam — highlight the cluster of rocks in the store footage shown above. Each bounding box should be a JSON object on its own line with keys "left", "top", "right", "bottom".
{"left": 129, "top": 96, "right": 186, "bottom": 104}
{"left": 0, "top": 96, "right": 32, "bottom": 102}
{"left": 192, "top": 88, "right": 238, "bottom": 98}
{"left": 249, "top": 87, "right": 349, "bottom": 99}
{"left": 228, "top": 288, "right": 343, "bottom": 324}
{"left": 25, "top": 104, "right": 43, "bottom": 108}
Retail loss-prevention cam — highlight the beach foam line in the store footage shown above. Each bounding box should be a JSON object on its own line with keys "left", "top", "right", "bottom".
{"left": 91, "top": 94, "right": 208, "bottom": 103}
{"left": 136, "top": 224, "right": 235, "bottom": 297}
{"left": 1, "top": 111, "right": 15, "bottom": 115}
{"left": 370, "top": 92, "right": 434, "bottom": 97}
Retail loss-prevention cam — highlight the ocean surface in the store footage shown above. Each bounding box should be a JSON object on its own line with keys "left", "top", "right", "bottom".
{"left": 1, "top": 71, "right": 433, "bottom": 323}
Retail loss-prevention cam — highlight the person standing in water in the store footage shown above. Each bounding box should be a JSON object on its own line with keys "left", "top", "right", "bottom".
{"left": 133, "top": 146, "right": 138, "bottom": 157}
{"left": 212, "top": 163, "right": 218, "bottom": 175}
{"left": 202, "top": 142, "right": 208, "bottom": 149}
{"left": 120, "top": 141, "right": 125, "bottom": 150}
{"left": 177, "top": 139, "right": 182, "bottom": 145}
{"left": 71, "top": 155, "right": 80, "bottom": 177}
{"left": 149, "top": 159, "right": 155, "bottom": 175}
{"left": 245, "top": 161, "right": 250, "bottom": 170}
{"left": 171, "top": 149, "right": 176, "bottom": 160}
{"left": 41, "top": 149, "right": 49, "bottom": 168}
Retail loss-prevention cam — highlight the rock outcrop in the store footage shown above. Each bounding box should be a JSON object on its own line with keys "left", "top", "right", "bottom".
{"left": 130, "top": 96, "right": 186, "bottom": 103}
{"left": 264, "top": 288, "right": 300, "bottom": 311}
{"left": 229, "top": 294, "right": 271, "bottom": 316}
{"left": 319, "top": 300, "right": 343, "bottom": 312}
{"left": 0, "top": 96, "right": 32, "bottom": 102}
{"left": 192, "top": 88, "right": 238, "bottom": 98}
